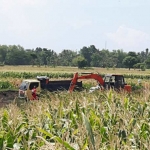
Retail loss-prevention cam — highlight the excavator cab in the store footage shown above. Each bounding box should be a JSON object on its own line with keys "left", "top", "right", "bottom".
{"left": 103, "top": 75, "right": 115, "bottom": 89}
{"left": 103, "top": 74, "right": 131, "bottom": 92}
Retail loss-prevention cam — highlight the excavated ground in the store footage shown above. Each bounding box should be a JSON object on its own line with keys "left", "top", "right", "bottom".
{"left": 0, "top": 90, "right": 18, "bottom": 108}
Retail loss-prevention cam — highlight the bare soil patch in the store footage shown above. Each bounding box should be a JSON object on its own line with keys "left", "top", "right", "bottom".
{"left": 0, "top": 90, "right": 18, "bottom": 108}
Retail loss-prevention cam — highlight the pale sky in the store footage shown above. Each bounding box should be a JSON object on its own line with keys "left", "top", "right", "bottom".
{"left": 0, "top": 0, "right": 150, "bottom": 53}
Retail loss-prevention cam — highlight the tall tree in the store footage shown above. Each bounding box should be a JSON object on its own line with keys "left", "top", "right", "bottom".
{"left": 90, "top": 52, "right": 101, "bottom": 67}
{"left": 123, "top": 51, "right": 139, "bottom": 70}
{"left": 5, "top": 45, "right": 30, "bottom": 65}
{"left": 58, "top": 50, "right": 77, "bottom": 66}
{"left": 0, "top": 45, "right": 8, "bottom": 63}
{"left": 80, "top": 45, "right": 98, "bottom": 66}
{"left": 115, "top": 49, "right": 127, "bottom": 68}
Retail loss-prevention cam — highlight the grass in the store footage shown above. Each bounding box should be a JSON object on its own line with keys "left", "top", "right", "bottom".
{"left": 1, "top": 65, "right": 150, "bottom": 75}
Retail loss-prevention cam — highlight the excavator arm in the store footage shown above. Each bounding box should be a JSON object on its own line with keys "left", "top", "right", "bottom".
{"left": 69, "top": 72, "right": 104, "bottom": 92}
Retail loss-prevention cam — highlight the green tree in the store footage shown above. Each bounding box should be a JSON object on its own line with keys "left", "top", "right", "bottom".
{"left": 137, "top": 48, "right": 149, "bottom": 65}
{"left": 123, "top": 56, "right": 138, "bottom": 70}
{"left": 115, "top": 49, "right": 127, "bottom": 68}
{"left": 133, "top": 63, "right": 146, "bottom": 70}
{"left": 35, "top": 47, "right": 46, "bottom": 66}
{"left": 58, "top": 50, "right": 77, "bottom": 66}
{"left": 90, "top": 52, "right": 101, "bottom": 67}
{"left": 5, "top": 45, "right": 31, "bottom": 65}
{"left": 30, "top": 53, "right": 37, "bottom": 66}
{"left": 123, "top": 51, "right": 140, "bottom": 70}
{"left": 72, "top": 56, "right": 87, "bottom": 68}
{"left": 145, "top": 57, "right": 150, "bottom": 68}
{"left": 98, "top": 49, "right": 110, "bottom": 67}
{"left": 0, "top": 45, "right": 8, "bottom": 64}
{"left": 80, "top": 45, "right": 98, "bottom": 66}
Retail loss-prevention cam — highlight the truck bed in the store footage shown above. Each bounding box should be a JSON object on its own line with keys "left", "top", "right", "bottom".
{"left": 40, "top": 80, "right": 82, "bottom": 92}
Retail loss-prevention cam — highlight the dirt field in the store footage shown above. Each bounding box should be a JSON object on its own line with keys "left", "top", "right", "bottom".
{"left": 0, "top": 90, "right": 18, "bottom": 108}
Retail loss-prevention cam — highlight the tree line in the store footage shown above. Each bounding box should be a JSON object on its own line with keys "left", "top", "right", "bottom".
{"left": 0, "top": 44, "right": 149, "bottom": 70}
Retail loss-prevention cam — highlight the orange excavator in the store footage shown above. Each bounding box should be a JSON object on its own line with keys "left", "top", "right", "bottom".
{"left": 68, "top": 72, "right": 131, "bottom": 93}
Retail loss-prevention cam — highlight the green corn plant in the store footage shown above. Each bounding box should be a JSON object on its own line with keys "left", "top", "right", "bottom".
{"left": 0, "top": 84, "right": 149, "bottom": 149}
{"left": 82, "top": 112, "right": 95, "bottom": 150}
{"left": 0, "top": 81, "right": 14, "bottom": 89}
{"left": 37, "top": 128, "right": 75, "bottom": 150}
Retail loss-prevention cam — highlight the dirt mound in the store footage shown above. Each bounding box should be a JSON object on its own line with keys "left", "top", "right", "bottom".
{"left": 0, "top": 90, "right": 18, "bottom": 108}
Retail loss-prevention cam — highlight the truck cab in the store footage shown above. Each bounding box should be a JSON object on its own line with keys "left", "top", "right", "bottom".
{"left": 19, "top": 79, "right": 41, "bottom": 100}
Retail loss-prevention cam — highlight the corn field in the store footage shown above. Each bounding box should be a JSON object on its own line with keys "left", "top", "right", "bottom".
{"left": 0, "top": 90, "right": 150, "bottom": 150}
{"left": 0, "top": 71, "right": 149, "bottom": 91}
{"left": 1, "top": 71, "right": 150, "bottom": 79}
{"left": 0, "top": 66, "right": 150, "bottom": 149}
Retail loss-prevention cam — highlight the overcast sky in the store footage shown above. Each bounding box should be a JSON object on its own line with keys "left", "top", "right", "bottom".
{"left": 0, "top": 0, "right": 150, "bottom": 53}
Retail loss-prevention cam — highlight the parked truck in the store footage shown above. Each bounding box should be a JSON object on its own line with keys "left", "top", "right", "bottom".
{"left": 19, "top": 76, "right": 82, "bottom": 100}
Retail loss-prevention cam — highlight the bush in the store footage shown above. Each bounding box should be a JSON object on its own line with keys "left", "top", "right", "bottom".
{"left": 140, "top": 65, "right": 146, "bottom": 71}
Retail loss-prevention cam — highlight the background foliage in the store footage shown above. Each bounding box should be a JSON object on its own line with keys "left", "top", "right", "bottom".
{"left": 0, "top": 45, "right": 149, "bottom": 69}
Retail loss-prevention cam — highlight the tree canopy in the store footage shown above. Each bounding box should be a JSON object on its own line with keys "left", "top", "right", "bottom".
{"left": 0, "top": 44, "right": 149, "bottom": 70}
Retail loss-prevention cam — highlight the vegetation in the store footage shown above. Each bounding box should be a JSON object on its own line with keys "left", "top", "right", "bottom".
{"left": 0, "top": 81, "right": 14, "bottom": 89}
{"left": 0, "top": 66, "right": 150, "bottom": 91}
{"left": 0, "top": 66, "right": 149, "bottom": 149}
{"left": 0, "top": 45, "right": 150, "bottom": 69}
{"left": 0, "top": 90, "right": 149, "bottom": 150}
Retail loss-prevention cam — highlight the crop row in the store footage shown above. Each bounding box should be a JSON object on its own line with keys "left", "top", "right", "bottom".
{"left": 0, "top": 71, "right": 150, "bottom": 79}
{"left": 0, "top": 90, "right": 149, "bottom": 149}
{"left": 0, "top": 72, "right": 73, "bottom": 79}
{"left": 0, "top": 81, "right": 15, "bottom": 89}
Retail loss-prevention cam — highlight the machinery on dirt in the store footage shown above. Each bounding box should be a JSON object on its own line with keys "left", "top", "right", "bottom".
{"left": 19, "top": 76, "right": 82, "bottom": 100}
{"left": 68, "top": 72, "right": 131, "bottom": 93}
